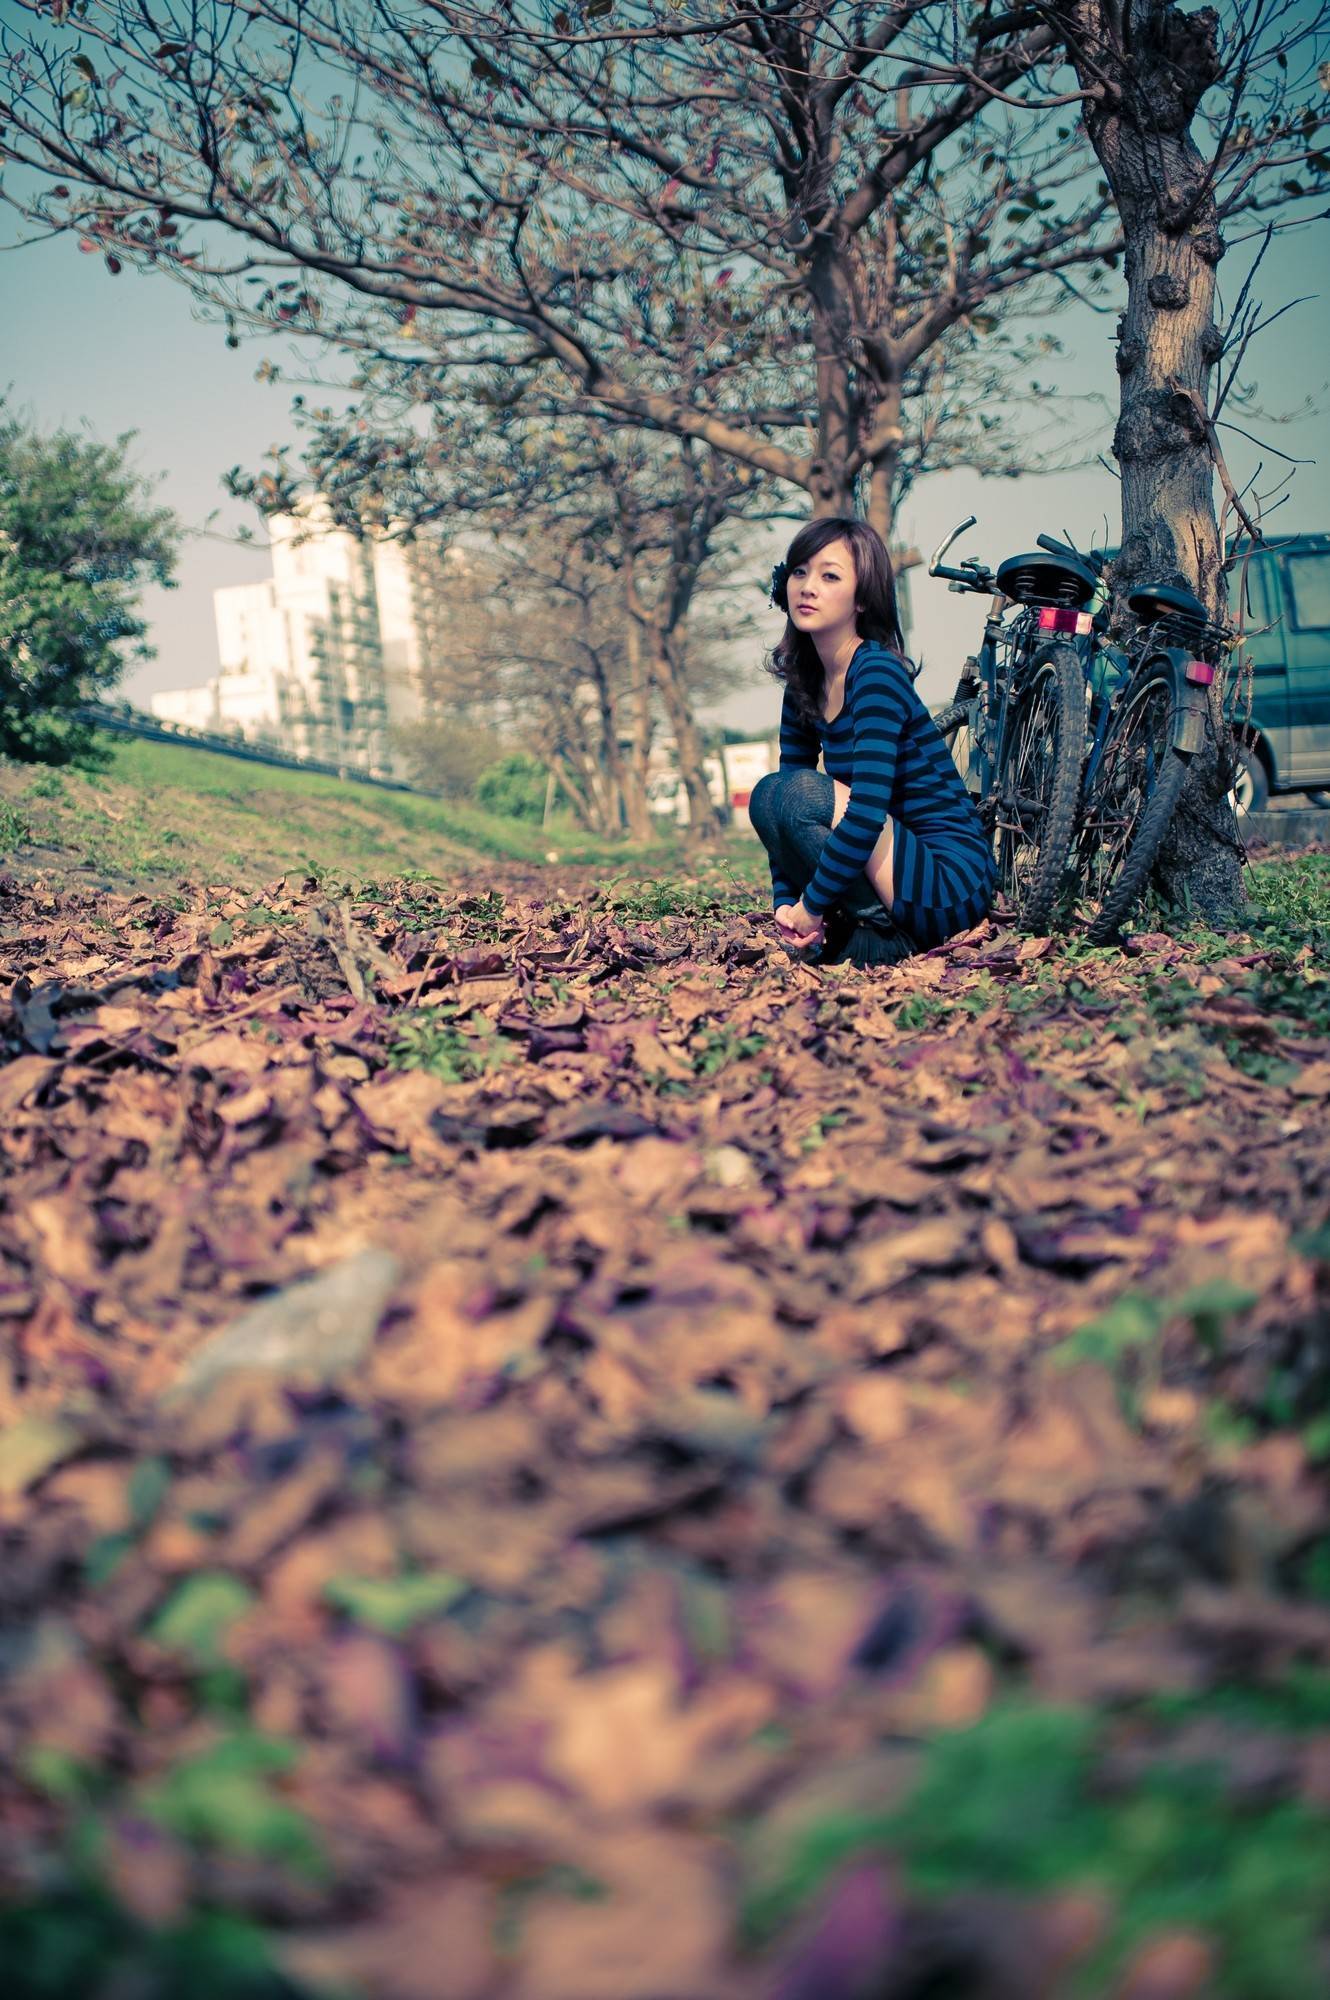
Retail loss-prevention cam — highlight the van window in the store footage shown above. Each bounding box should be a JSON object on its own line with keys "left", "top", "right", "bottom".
{"left": 1286, "top": 552, "right": 1330, "bottom": 631}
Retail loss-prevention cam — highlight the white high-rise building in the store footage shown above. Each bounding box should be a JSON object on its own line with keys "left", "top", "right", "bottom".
{"left": 152, "top": 497, "right": 455, "bottom": 774}
{"left": 373, "top": 534, "right": 454, "bottom": 734}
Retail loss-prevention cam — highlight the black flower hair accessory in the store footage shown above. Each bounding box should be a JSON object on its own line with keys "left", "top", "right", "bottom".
{"left": 769, "top": 560, "right": 790, "bottom": 611}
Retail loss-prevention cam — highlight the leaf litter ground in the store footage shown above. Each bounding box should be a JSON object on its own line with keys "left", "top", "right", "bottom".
{"left": 1, "top": 850, "right": 1329, "bottom": 2000}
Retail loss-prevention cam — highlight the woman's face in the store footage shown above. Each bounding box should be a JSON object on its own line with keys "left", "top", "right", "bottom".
{"left": 787, "top": 538, "right": 858, "bottom": 639}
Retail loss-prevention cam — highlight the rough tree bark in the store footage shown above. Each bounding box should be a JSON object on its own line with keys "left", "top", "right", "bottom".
{"left": 864, "top": 378, "right": 905, "bottom": 540}
{"left": 1055, "top": 0, "right": 1246, "bottom": 921}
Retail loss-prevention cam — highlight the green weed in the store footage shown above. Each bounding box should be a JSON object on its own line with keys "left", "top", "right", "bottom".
{"left": 1247, "top": 962, "right": 1330, "bottom": 1037}
{"left": 1005, "top": 969, "right": 1065, "bottom": 1017}
{"left": 0, "top": 1894, "right": 295, "bottom": 2000}
{"left": 800, "top": 1108, "right": 851, "bottom": 1151}
{"left": 693, "top": 1027, "right": 768, "bottom": 1076}
{"left": 388, "top": 1005, "right": 518, "bottom": 1083}
{"left": 894, "top": 993, "right": 947, "bottom": 1032}
{"left": 1050, "top": 1278, "right": 1259, "bottom": 1422}
{"left": 1060, "top": 1278, "right": 1258, "bottom": 1367}
{"left": 139, "top": 1731, "right": 324, "bottom": 1877}
{"left": 445, "top": 888, "right": 508, "bottom": 941}
{"left": 641, "top": 1073, "right": 693, "bottom": 1098}
{"left": 1203, "top": 1400, "right": 1260, "bottom": 1454}
{"left": 0, "top": 799, "right": 30, "bottom": 850}
{"left": 1148, "top": 1668, "right": 1330, "bottom": 1734}
{"left": 1248, "top": 853, "right": 1330, "bottom": 940}
{"left": 600, "top": 874, "right": 732, "bottom": 921}
{"left": 323, "top": 1569, "right": 466, "bottom": 1635}
{"left": 957, "top": 973, "right": 999, "bottom": 1015}
{"left": 743, "top": 1699, "right": 1330, "bottom": 1997}
{"left": 1297, "top": 1541, "right": 1330, "bottom": 1603}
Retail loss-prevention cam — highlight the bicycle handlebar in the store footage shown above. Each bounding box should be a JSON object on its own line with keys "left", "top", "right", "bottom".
{"left": 928, "top": 514, "right": 996, "bottom": 591}
{"left": 930, "top": 517, "right": 1109, "bottom": 595}
{"left": 935, "top": 563, "right": 997, "bottom": 592}
{"left": 1036, "top": 531, "right": 1110, "bottom": 577}
{"left": 928, "top": 515, "right": 976, "bottom": 575}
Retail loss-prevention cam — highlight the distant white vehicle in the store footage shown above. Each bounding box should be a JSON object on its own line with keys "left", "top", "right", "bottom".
{"left": 648, "top": 739, "right": 777, "bottom": 827}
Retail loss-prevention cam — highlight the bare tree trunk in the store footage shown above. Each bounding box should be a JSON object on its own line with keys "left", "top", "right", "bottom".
{"left": 806, "top": 232, "right": 861, "bottom": 518}
{"left": 621, "top": 536, "right": 724, "bottom": 840}
{"left": 621, "top": 618, "right": 654, "bottom": 841}
{"left": 865, "top": 403, "right": 902, "bottom": 541}
{"left": 649, "top": 630, "right": 724, "bottom": 839}
{"left": 554, "top": 730, "right": 619, "bottom": 836}
{"left": 1060, "top": 0, "right": 1246, "bottom": 923}
{"left": 546, "top": 752, "right": 596, "bottom": 833}
{"left": 808, "top": 467, "right": 859, "bottom": 518}
{"left": 590, "top": 758, "right": 624, "bottom": 836}
{"left": 591, "top": 675, "right": 628, "bottom": 836}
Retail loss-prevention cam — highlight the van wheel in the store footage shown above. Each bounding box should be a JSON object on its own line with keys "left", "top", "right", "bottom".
{"left": 1229, "top": 741, "right": 1269, "bottom": 817}
{"left": 1307, "top": 790, "right": 1330, "bottom": 809}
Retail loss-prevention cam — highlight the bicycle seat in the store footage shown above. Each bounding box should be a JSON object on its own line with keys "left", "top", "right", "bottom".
{"left": 995, "top": 550, "right": 1099, "bottom": 608}
{"left": 1127, "top": 582, "right": 1206, "bottom": 625}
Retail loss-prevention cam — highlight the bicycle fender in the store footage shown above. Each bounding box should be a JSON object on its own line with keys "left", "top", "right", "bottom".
{"left": 1172, "top": 687, "right": 1208, "bottom": 757}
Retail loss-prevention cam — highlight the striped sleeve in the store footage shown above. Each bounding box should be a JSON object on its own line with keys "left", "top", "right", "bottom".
{"left": 768, "top": 686, "right": 822, "bottom": 910}
{"left": 778, "top": 684, "right": 821, "bottom": 771}
{"left": 800, "top": 648, "right": 907, "bottom": 917}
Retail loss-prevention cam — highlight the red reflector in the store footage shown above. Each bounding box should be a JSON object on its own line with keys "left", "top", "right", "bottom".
{"left": 1185, "top": 659, "right": 1216, "bottom": 685}
{"left": 1037, "top": 606, "right": 1093, "bottom": 634}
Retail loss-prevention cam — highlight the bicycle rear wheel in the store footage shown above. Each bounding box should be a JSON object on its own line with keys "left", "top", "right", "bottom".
{"left": 930, "top": 698, "right": 969, "bottom": 743}
{"left": 995, "top": 643, "right": 1084, "bottom": 933}
{"left": 1079, "top": 658, "right": 1187, "bottom": 943}
{"left": 931, "top": 696, "right": 978, "bottom": 793}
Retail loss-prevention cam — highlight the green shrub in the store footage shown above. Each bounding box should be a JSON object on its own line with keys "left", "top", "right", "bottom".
{"left": 475, "top": 753, "right": 548, "bottom": 822}
{"left": 0, "top": 406, "right": 177, "bottom": 765}
{"left": 390, "top": 718, "right": 509, "bottom": 798}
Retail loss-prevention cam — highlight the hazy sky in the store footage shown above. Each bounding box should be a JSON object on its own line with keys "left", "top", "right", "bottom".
{"left": 3, "top": 210, "right": 1327, "bottom": 728}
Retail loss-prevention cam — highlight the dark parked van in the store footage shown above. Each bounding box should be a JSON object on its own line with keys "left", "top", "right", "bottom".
{"left": 1234, "top": 532, "right": 1330, "bottom": 811}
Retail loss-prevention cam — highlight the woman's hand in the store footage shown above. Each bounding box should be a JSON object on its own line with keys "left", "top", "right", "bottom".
{"left": 775, "top": 899, "right": 825, "bottom": 950}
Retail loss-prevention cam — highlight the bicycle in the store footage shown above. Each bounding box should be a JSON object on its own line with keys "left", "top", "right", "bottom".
{"left": 928, "top": 517, "right": 1108, "bottom": 932}
{"left": 1074, "top": 581, "right": 1225, "bottom": 942}
{"left": 930, "top": 518, "right": 1225, "bottom": 940}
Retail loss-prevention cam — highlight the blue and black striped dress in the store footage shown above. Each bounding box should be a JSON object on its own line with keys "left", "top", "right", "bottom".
{"left": 771, "top": 641, "right": 995, "bottom": 948}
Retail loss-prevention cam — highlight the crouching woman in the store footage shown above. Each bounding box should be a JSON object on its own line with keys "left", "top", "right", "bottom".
{"left": 748, "top": 517, "right": 994, "bottom": 969}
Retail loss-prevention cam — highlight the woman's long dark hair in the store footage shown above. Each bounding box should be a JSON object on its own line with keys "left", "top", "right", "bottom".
{"left": 767, "top": 516, "right": 906, "bottom": 723}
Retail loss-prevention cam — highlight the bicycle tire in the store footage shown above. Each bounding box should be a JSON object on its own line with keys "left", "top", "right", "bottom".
{"left": 1082, "top": 661, "right": 1188, "bottom": 942}
{"left": 994, "top": 643, "right": 1083, "bottom": 933}
{"left": 930, "top": 698, "right": 969, "bottom": 744}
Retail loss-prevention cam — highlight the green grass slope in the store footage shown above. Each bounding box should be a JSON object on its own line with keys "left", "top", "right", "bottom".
{"left": 0, "top": 735, "right": 699, "bottom": 890}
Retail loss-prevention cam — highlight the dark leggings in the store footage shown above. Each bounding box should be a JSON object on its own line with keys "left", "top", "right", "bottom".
{"left": 748, "top": 767, "right": 892, "bottom": 926}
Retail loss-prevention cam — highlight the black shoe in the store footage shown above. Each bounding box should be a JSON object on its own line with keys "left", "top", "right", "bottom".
{"left": 827, "top": 909, "right": 913, "bottom": 968}
{"left": 813, "top": 906, "right": 855, "bottom": 966}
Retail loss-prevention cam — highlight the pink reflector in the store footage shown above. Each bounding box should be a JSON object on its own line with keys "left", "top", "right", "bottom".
{"left": 1185, "top": 660, "right": 1216, "bottom": 685}
{"left": 1037, "top": 606, "right": 1092, "bottom": 634}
